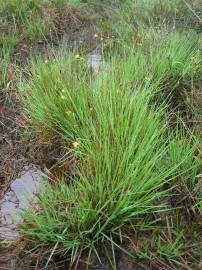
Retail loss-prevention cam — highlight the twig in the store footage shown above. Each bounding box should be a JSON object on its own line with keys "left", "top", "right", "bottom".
{"left": 74, "top": 248, "right": 83, "bottom": 270}
{"left": 0, "top": 120, "right": 13, "bottom": 130}
{"left": 0, "top": 115, "right": 26, "bottom": 128}
{"left": 35, "top": 250, "right": 42, "bottom": 270}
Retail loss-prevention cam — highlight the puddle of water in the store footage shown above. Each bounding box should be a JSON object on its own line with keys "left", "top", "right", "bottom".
{"left": 0, "top": 167, "right": 42, "bottom": 240}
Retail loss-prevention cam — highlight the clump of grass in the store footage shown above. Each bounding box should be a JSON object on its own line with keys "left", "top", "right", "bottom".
{"left": 95, "top": 0, "right": 202, "bottom": 53}
{"left": 0, "top": 0, "right": 41, "bottom": 22}
{"left": 0, "top": 31, "right": 18, "bottom": 87}
{"left": 19, "top": 50, "right": 199, "bottom": 267}
{"left": 1, "top": 0, "right": 199, "bottom": 268}
{"left": 0, "top": 0, "right": 55, "bottom": 42}
{"left": 0, "top": 0, "right": 95, "bottom": 89}
{"left": 137, "top": 229, "right": 189, "bottom": 269}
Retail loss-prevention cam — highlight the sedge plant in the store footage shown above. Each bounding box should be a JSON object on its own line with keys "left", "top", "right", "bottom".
{"left": 19, "top": 49, "right": 199, "bottom": 266}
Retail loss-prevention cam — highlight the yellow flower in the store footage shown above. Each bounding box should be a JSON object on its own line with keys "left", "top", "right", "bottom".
{"left": 100, "top": 37, "right": 104, "bottom": 41}
{"left": 136, "top": 41, "right": 142, "bottom": 46}
{"left": 174, "top": 7, "right": 178, "bottom": 14}
{"left": 44, "top": 59, "right": 49, "bottom": 64}
{"left": 72, "top": 141, "right": 79, "bottom": 148}
{"left": 75, "top": 53, "right": 80, "bottom": 59}
{"left": 94, "top": 34, "right": 98, "bottom": 38}
{"left": 61, "top": 94, "right": 66, "bottom": 100}
{"left": 66, "top": 110, "right": 72, "bottom": 116}
{"left": 61, "top": 89, "right": 66, "bottom": 93}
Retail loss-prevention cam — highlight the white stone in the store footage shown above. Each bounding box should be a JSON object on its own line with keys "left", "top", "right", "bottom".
{"left": 0, "top": 168, "right": 42, "bottom": 240}
{"left": 87, "top": 53, "right": 102, "bottom": 74}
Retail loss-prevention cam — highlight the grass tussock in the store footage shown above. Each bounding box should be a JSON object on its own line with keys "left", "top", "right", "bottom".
{"left": 1, "top": 0, "right": 202, "bottom": 269}
{"left": 19, "top": 46, "right": 201, "bottom": 267}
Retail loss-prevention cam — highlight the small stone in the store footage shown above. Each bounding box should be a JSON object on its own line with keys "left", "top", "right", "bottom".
{"left": 0, "top": 227, "right": 20, "bottom": 240}
{"left": 87, "top": 53, "right": 102, "bottom": 74}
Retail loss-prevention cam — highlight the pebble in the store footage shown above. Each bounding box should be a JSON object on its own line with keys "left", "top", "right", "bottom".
{"left": 87, "top": 53, "right": 102, "bottom": 74}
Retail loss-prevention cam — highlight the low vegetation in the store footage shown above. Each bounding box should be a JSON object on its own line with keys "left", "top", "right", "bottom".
{"left": 0, "top": 0, "right": 202, "bottom": 269}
